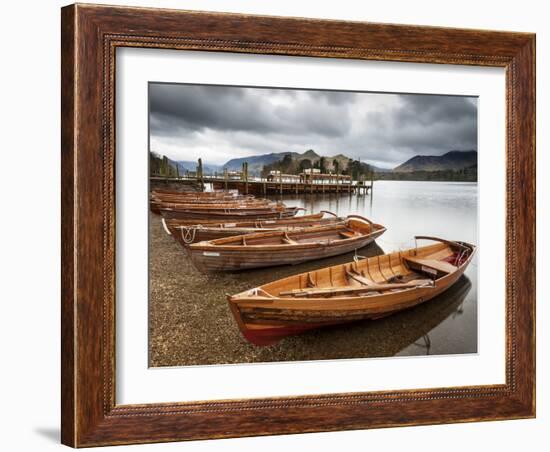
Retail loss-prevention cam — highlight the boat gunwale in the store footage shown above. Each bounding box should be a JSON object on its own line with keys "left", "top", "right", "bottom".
{"left": 188, "top": 220, "right": 386, "bottom": 251}
{"left": 168, "top": 212, "right": 328, "bottom": 230}
{"left": 228, "top": 241, "right": 476, "bottom": 306}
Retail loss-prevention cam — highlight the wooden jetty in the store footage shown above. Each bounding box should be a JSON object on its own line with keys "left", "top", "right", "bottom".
{"left": 151, "top": 160, "right": 373, "bottom": 195}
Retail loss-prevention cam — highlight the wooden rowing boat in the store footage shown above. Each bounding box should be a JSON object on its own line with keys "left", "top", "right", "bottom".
{"left": 153, "top": 200, "right": 274, "bottom": 212}
{"left": 227, "top": 236, "right": 476, "bottom": 345}
{"left": 153, "top": 188, "right": 231, "bottom": 194}
{"left": 159, "top": 205, "right": 302, "bottom": 221}
{"left": 150, "top": 190, "right": 254, "bottom": 213}
{"left": 188, "top": 215, "right": 386, "bottom": 272}
{"left": 154, "top": 199, "right": 275, "bottom": 208}
{"left": 152, "top": 189, "right": 242, "bottom": 198}
{"left": 162, "top": 211, "right": 343, "bottom": 244}
{"left": 162, "top": 211, "right": 327, "bottom": 233}
{"left": 154, "top": 197, "right": 268, "bottom": 204}
{"left": 151, "top": 196, "right": 268, "bottom": 212}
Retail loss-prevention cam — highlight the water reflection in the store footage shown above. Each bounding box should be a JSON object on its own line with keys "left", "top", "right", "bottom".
{"left": 270, "top": 275, "right": 473, "bottom": 359}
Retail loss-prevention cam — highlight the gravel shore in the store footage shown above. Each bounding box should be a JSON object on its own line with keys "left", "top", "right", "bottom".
{"left": 148, "top": 211, "right": 475, "bottom": 367}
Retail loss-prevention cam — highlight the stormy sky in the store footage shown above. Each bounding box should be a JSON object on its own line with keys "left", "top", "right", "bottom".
{"left": 149, "top": 83, "right": 477, "bottom": 169}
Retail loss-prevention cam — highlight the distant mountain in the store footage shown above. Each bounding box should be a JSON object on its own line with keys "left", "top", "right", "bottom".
{"left": 301, "top": 149, "right": 320, "bottom": 160}
{"left": 370, "top": 165, "right": 392, "bottom": 173}
{"left": 393, "top": 150, "right": 477, "bottom": 172}
{"left": 223, "top": 152, "right": 300, "bottom": 175}
{"left": 175, "top": 160, "right": 222, "bottom": 174}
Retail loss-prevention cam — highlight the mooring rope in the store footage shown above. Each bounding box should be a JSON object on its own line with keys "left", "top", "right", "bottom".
{"left": 180, "top": 226, "right": 198, "bottom": 244}
{"left": 249, "top": 287, "right": 275, "bottom": 298}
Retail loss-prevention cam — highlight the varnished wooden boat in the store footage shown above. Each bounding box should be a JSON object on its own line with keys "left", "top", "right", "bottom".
{"left": 153, "top": 200, "right": 274, "bottom": 212}
{"left": 152, "top": 188, "right": 227, "bottom": 194}
{"left": 188, "top": 215, "right": 386, "bottom": 272}
{"left": 159, "top": 205, "right": 302, "bottom": 221}
{"left": 227, "top": 237, "right": 476, "bottom": 345}
{"left": 164, "top": 211, "right": 345, "bottom": 245}
{"left": 162, "top": 211, "right": 327, "bottom": 232}
{"left": 152, "top": 189, "right": 242, "bottom": 198}
{"left": 150, "top": 190, "right": 254, "bottom": 213}
{"left": 150, "top": 195, "right": 265, "bottom": 213}
{"left": 155, "top": 197, "right": 267, "bottom": 204}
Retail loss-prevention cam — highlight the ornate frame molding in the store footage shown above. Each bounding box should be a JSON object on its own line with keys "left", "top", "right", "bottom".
{"left": 61, "top": 4, "right": 535, "bottom": 447}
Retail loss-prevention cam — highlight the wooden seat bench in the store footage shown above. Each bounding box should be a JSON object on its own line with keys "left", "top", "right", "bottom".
{"left": 339, "top": 230, "right": 357, "bottom": 239}
{"left": 403, "top": 256, "right": 457, "bottom": 275}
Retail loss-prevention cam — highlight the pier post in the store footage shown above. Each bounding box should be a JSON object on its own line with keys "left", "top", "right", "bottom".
{"left": 197, "top": 158, "right": 204, "bottom": 192}
{"left": 279, "top": 171, "right": 283, "bottom": 195}
{"left": 242, "top": 162, "right": 249, "bottom": 195}
{"left": 224, "top": 168, "right": 228, "bottom": 191}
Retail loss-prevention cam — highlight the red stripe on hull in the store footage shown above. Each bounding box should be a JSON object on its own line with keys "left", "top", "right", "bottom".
{"left": 241, "top": 322, "right": 342, "bottom": 346}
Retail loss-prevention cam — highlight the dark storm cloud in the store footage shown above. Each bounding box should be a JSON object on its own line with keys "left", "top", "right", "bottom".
{"left": 149, "top": 83, "right": 477, "bottom": 167}
{"left": 149, "top": 84, "right": 350, "bottom": 138}
{"left": 394, "top": 95, "right": 477, "bottom": 126}
{"left": 366, "top": 95, "right": 478, "bottom": 160}
{"left": 150, "top": 84, "right": 271, "bottom": 133}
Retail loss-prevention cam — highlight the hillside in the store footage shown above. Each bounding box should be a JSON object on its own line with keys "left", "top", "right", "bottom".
{"left": 393, "top": 150, "right": 477, "bottom": 172}
{"left": 259, "top": 151, "right": 373, "bottom": 180}
{"left": 223, "top": 152, "right": 301, "bottom": 174}
{"left": 224, "top": 149, "right": 356, "bottom": 176}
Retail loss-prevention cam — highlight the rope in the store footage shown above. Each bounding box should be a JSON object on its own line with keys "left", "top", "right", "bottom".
{"left": 353, "top": 249, "right": 368, "bottom": 263}
{"left": 180, "top": 226, "right": 198, "bottom": 244}
{"left": 454, "top": 249, "right": 466, "bottom": 266}
{"left": 249, "top": 287, "right": 275, "bottom": 298}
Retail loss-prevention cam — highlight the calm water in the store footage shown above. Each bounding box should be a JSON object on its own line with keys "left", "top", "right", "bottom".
{"left": 215, "top": 180, "right": 479, "bottom": 357}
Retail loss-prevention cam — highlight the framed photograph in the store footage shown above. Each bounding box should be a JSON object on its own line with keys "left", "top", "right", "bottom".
{"left": 61, "top": 4, "right": 535, "bottom": 447}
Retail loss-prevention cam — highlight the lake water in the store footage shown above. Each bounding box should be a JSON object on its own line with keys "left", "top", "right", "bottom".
{"left": 260, "top": 180, "right": 478, "bottom": 357}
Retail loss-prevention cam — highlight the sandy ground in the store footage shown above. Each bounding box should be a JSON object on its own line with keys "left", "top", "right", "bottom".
{"left": 148, "top": 211, "right": 475, "bottom": 367}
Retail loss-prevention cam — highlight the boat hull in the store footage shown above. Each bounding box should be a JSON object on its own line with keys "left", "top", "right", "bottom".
{"left": 171, "top": 226, "right": 275, "bottom": 247}
{"left": 159, "top": 208, "right": 299, "bottom": 221}
{"left": 189, "top": 229, "right": 384, "bottom": 272}
{"left": 164, "top": 214, "right": 341, "bottom": 246}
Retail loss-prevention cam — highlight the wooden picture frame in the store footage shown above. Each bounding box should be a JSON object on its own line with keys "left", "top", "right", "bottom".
{"left": 61, "top": 3, "right": 535, "bottom": 447}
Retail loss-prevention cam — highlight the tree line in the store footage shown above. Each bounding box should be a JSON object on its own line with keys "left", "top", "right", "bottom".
{"left": 374, "top": 165, "right": 477, "bottom": 182}
{"left": 260, "top": 154, "right": 374, "bottom": 180}
{"left": 150, "top": 152, "right": 179, "bottom": 177}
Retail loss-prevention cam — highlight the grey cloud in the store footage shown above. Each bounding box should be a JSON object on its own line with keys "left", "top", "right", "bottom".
{"left": 150, "top": 84, "right": 272, "bottom": 133}
{"left": 394, "top": 95, "right": 477, "bottom": 127}
{"left": 149, "top": 83, "right": 477, "bottom": 167}
{"left": 150, "top": 83, "right": 350, "bottom": 139}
